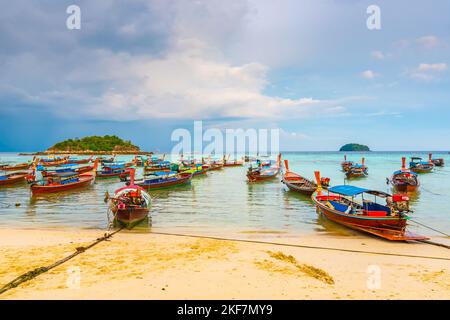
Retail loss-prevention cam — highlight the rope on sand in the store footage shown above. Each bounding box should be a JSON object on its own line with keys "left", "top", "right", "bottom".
{"left": 0, "top": 227, "right": 124, "bottom": 296}
{"left": 147, "top": 231, "right": 450, "bottom": 261}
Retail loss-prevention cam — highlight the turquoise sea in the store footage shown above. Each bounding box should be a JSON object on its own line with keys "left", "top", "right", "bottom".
{"left": 1, "top": 152, "right": 449, "bottom": 239}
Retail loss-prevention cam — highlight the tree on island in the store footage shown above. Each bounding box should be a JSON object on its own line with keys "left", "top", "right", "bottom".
{"left": 48, "top": 135, "right": 140, "bottom": 152}
{"left": 339, "top": 143, "right": 370, "bottom": 152}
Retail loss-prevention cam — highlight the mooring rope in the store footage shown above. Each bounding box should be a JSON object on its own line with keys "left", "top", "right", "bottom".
{"left": 0, "top": 227, "right": 124, "bottom": 296}
{"left": 147, "top": 231, "right": 450, "bottom": 260}
{"left": 409, "top": 218, "right": 450, "bottom": 237}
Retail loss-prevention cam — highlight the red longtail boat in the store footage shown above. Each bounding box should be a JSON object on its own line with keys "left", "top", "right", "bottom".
{"left": 30, "top": 160, "right": 98, "bottom": 195}
{"left": 109, "top": 169, "right": 151, "bottom": 229}
{"left": 311, "top": 171, "right": 428, "bottom": 241}
{"left": 282, "top": 160, "right": 329, "bottom": 195}
{"left": 247, "top": 154, "right": 282, "bottom": 182}
{"left": 0, "top": 172, "right": 28, "bottom": 187}
{"left": 389, "top": 157, "right": 420, "bottom": 192}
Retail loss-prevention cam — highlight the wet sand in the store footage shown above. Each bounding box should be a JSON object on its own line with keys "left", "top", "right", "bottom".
{"left": 0, "top": 228, "right": 449, "bottom": 300}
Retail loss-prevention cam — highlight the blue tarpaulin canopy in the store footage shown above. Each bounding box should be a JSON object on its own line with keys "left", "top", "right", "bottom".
{"left": 393, "top": 170, "right": 417, "bottom": 176}
{"left": 328, "top": 185, "right": 369, "bottom": 197}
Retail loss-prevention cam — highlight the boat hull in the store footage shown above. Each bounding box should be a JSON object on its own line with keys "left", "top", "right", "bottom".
{"left": 31, "top": 175, "right": 94, "bottom": 195}
{"left": 247, "top": 170, "right": 279, "bottom": 182}
{"left": 137, "top": 174, "right": 192, "bottom": 190}
{"left": 283, "top": 180, "right": 315, "bottom": 195}
{"left": 0, "top": 172, "right": 28, "bottom": 186}
{"left": 98, "top": 169, "right": 131, "bottom": 179}
{"left": 310, "top": 192, "right": 427, "bottom": 241}
{"left": 113, "top": 207, "right": 150, "bottom": 229}
{"left": 1, "top": 164, "right": 29, "bottom": 171}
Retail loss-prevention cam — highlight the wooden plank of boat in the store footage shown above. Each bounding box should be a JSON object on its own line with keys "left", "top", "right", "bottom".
{"left": 337, "top": 221, "right": 429, "bottom": 241}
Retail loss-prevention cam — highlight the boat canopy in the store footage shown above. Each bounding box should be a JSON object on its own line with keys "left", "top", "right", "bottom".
{"left": 393, "top": 170, "right": 417, "bottom": 176}
{"left": 328, "top": 185, "right": 391, "bottom": 198}
{"left": 328, "top": 185, "right": 369, "bottom": 196}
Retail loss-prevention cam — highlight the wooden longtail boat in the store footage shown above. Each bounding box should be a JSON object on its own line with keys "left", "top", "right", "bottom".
{"left": 97, "top": 164, "right": 132, "bottom": 178}
{"left": 109, "top": 169, "right": 151, "bottom": 229}
{"left": 223, "top": 154, "right": 244, "bottom": 167}
{"left": 144, "top": 161, "right": 172, "bottom": 172}
{"left": 39, "top": 157, "right": 68, "bottom": 167}
{"left": 134, "top": 172, "right": 193, "bottom": 190}
{"left": 281, "top": 160, "right": 329, "bottom": 195}
{"left": 311, "top": 171, "right": 428, "bottom": 241}
{"left": 341, "top": 155, "right": 353, "bottom": 172}
{"left": 0, "top": 171, "right": 28, "bottom": 187}
{"left": 389, "top": 158, "right": 420, "bottom": 192}
{"left": 429, "top": 153, "right": 444, "bottom": 167}
{"left": 247, "top": 154, "right": 282, "bottom": 182}
{"left": 30, "top": 160, "right": 98, "bottom": 195}
{"left": 66, "top": 156, "right": 93, "bottom": 165}
{"left": 409, "top": 157, "right": 434, "bottom": 173}
{"left": 41, "top": 164, "right": 94, "bottom": 177}
{"left": 0, "top": 157, "right": 34, "bottom": 171}
{"left": 345, "top": 158, "right": 368, "bottom": 178}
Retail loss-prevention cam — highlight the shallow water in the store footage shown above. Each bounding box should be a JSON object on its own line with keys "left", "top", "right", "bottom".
{"left": 1, "top": 152, "right": 449, "bottom": 239}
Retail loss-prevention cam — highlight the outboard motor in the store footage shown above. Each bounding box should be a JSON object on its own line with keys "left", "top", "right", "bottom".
{"left": 391, "top": 194, "right": 410, "bottom": 212}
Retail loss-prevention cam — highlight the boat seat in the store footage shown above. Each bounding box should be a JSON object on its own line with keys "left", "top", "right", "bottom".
{"left": 328, "top": 200, "right": 350, "bottom": 213}
{"left": 364, "top": 210, "right": 388, "bottom": 217}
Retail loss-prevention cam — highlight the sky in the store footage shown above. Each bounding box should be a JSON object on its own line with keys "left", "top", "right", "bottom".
{"left": 0, "top": 0, "right": 449, "bottom": 152}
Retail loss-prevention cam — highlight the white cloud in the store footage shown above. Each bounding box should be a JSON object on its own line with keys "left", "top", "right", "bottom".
{"left": 416, "top": 35, "right": 439, "bottom": 48}
{"left": 48, "top": 38, "right": 352, "bottom": 121}
{"left": 408, "top": 63, "right": 447, "bottom": 81}
{"left": 417, "top": 63, "right": 447, "bottom": 72}
{"left": 361, "top": 70, "right": 378, "bottom": 79}
{"left": 371, "top": 51, "right": 385, "bottom": 60}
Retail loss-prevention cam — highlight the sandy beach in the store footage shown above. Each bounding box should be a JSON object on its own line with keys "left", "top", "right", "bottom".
{"left": 0, "top": 228, "right": 449, "bottom": 300}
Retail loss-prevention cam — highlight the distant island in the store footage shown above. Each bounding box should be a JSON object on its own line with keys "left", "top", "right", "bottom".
{"left": 339, "top": 143, "right": 371, "bottom": 152}
{"left": 20, "top": 135, "right": 152, "bottom": 155}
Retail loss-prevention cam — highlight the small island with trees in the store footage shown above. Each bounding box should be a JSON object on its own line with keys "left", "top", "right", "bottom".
{"left": 339, "top": 143, "right": 371, "bottom": 152}
{"left": 22, "top": 135, "right": 152, "bottom": 155}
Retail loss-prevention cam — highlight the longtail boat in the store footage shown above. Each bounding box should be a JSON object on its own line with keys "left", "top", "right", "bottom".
{"left": 39, "top": 156, "right": 68, "bottom": 167}
{"left": 247, "top": 154, "right": 282, "bottom": 182}
{"left": 0, "top": 157, "right": 34, "bottom": 171}
{"left": 109, "top": 169, "right": 151, "bottom": 229}
{"left": 66, "top": 156, "right": 93, "bottom": 165}
{"left": 30, "top": 160, "right": 98, "bottom": 195}
{"left": 97, "top": 163, "right": 132, "bottom": 179}
{"left": 0, "top": 171, "right": 28, "bottom": 187}
{"left": 144, "top": 161, "right": 172, "bottom": 173}
{"left": 98, "top": 155, "right": 116, "bottom": 165}
{"left": 40, "top": 163, "right": 94, "bottom": 178}
{"left": 389, "top": 157, "right": 420, "bottom": 192}
{"left": 281, "top": 160, "right": 329, "bottom": 195}
{"left": 409, "top": 157, "right": 434, "bottom": 173}
{"left": 345, "top": 158, "right": 368, "bottom": 178}
{"left": 311, "top": 171, "right": 428, "bottom": 241}
{"left": 223, "top": 154, "right": 244, "bottom": 167}
{"left": 341, "top": 155, "right": 353, "bottom": 172}
{"left": 429, "top": 153, "right": 444, "bottom": 167}
{"left": 134, "top": 171, "right": 193, "bottom": 190}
